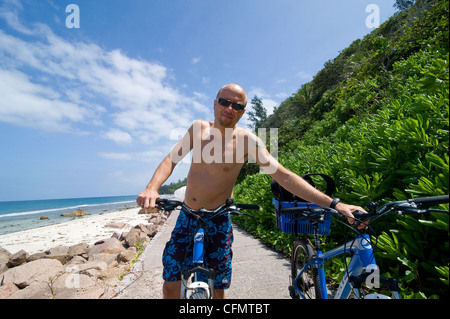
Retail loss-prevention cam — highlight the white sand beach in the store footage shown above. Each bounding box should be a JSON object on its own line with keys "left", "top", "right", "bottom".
{"left": 0, "top": 207, "right": 150, "bottom": 255}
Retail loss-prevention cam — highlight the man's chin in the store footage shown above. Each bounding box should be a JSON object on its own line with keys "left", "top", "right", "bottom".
{"left": 219, "top": 117, "right": 234, "bottom": 126}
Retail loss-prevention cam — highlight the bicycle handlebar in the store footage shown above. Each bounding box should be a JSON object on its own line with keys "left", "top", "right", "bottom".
{"left": 280, "top": 195, "right": 449, "bottom": 226}
{"left": 408, "top": 195, "right": 450, "bottom": 206}
{"left": 155, "top": 198, "right": 260, "bottom": 220}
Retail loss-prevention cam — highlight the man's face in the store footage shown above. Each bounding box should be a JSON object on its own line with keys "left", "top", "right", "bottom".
{"left": 213, "top": 86, "right": 246, "bottom": 127}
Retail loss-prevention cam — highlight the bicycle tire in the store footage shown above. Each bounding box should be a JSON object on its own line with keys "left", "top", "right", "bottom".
{"left": 291, "top": 239, "right": 322, "bottom": 299}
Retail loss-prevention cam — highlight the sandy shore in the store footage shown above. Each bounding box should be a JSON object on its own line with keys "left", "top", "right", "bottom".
{"left": 0, "top": 207, "right": 150, "bottom": 255}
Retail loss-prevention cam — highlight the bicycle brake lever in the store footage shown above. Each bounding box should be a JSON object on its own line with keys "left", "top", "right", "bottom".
{"left": 366, "top": 201, "right": 379, "bottom": 214}
{"left": 230, "top": 210, "right": 256, "bottom": 219}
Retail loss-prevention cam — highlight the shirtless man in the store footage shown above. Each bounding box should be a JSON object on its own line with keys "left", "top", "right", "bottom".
{"left": 137, "top": 83, "right": 366, "bottom": 299}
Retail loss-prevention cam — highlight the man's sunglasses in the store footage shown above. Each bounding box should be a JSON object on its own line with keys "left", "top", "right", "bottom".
{"left": 216, "top": 98, "right": 246, "bottom": 111}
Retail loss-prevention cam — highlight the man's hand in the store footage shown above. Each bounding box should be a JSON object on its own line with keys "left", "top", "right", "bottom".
{"left": 335, "top": 202, "right": 369, "bottom": 230}
{"left": 137, "top": 189, "right": 160, "bottom": 211}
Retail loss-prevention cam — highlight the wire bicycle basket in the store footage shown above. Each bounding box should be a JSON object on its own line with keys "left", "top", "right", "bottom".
{"left": 273, "top": 199, "right": 332, "bottom": 235}
{"left": 271, "top": 173, "right": 335, "bottom": 235}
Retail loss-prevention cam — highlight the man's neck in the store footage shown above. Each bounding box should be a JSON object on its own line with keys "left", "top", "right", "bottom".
{"left": 213, "top": 120, "right": 237, "bottom": 135}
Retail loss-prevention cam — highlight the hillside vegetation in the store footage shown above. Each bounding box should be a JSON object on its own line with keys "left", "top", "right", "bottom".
{"left": 233, "top": 0, "right": 449, "bottom": 298}
{"left": 158, "top": 178, "right": 187, "bottom": 195}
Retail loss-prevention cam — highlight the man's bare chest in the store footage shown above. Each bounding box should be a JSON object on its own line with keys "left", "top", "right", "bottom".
{"left": 192, "top": 127, "right": 247, "bottom": 165}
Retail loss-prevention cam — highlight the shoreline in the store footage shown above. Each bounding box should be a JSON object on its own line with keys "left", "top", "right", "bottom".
{"left": 0, "top": 207, "right": 149, "bottom": 255}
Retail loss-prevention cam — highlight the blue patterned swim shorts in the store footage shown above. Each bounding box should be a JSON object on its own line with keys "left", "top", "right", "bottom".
{"left": 162, "top": 208, "right": 234, "bottom": 289}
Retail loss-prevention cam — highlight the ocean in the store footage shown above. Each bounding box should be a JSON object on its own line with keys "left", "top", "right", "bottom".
{"left": 0, "top": 195, "right": 140, "bottom": 235}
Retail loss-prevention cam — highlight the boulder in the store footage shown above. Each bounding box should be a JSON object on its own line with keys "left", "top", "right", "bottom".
{"left": 1, "top": 258, "right": 63, "bottom": 289}
{"left": 89, "top": 253, "right": 118, "bottom": 267}
{"left": 111, "top": 232, "right": 121, "bottom": 240}
{"left": 70, "top": 260, "right": 108, "bottom": 278}
{"left": 65, "top": 255, "right": 87, "bottom": 266}
{"left": 46, "top": 245, "right": 71, "bottom": 264}
{"left": 138, "top": 208, "right": 156, "bottom": 214}
{"left": 148, "top": 213, "right": 167, "bottom": 227}
{"left": 8, "top": 249, "right": 29, "bottom": 267}
{"left": 135, "top": 224, "right": 151, "bottom": 236}
{"left": 0, "top": 246, "right": 11, "bottom": 273}
{"left": 67, "top": 243, "right": 89, "bottom": 259}
{"left": 124, "top": 228, "right": 142, "bottom": 247}
{"left": 7, "top": 282, "right": 53, "bottom": 299}
{"left": 52, "top": 273, "right": 105, "bottom": 299}
{"left": 98, "top": 265, "right": 127, "bottom": 287}
{"left": 70, "top": 208, "right": 89, "bottom": 217}
{"left": 27, "top": 252, "right": 48, "bottom": 262}
{"left": 61, "top": 209, "right": 90, "bottom": 218}
{"left": 146, "top": 224, "right": 159, "bottom": 237}
{"left": 0, "top": 282, "right": 19, "bottom": 299}
{"left": 88, "top": 238, "right": 124, "bottom": 259}
{"left": 0, "top": 209, "right": 161, "bottom": 299}
{"left": 118, "top": 249, "right": 137, "bottom": 263}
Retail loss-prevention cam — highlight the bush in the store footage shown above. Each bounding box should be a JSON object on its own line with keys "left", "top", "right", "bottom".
{"left": 234, "top": 45, "right": 449, "bottom": 298}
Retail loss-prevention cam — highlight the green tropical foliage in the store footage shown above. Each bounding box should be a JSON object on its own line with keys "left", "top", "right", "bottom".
{"left": 233, "top": 0, "right": 449, "bottom": 298}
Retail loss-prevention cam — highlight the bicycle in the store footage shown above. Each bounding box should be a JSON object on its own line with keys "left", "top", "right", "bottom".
{"left": 155, "top": 198, "right": 259, "bottom": 299}
{"left": 275, "top": 195, "right": 449, "bottom": 299}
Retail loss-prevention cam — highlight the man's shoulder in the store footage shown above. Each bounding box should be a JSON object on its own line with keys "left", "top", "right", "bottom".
{"left": 192, "top": 119, "right": 213, "bottom": 128}
{"left": 234, "top": 125, "right": 257, "bottom": 138}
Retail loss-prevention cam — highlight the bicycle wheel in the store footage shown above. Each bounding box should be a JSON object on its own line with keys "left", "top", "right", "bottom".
{"left": 291, "top": 239, "right": 322, "bottom": 299}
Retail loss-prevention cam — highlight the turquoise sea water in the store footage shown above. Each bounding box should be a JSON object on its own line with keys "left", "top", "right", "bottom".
{"left": 0, "top": 195, "right": 139, "bottom": 235}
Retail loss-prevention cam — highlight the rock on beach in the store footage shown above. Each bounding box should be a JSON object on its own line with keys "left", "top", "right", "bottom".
{"left": 0, "top": 209, "right": 170, "bottom": 299}
{"left": 60, "top": 209, "right": 90, "bottom": 218}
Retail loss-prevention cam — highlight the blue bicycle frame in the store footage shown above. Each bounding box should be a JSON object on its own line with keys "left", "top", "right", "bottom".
{"left": 295, "top": 234, "right": 400, "bottom": 299}
{"left": 155, "top": 198, "right": 259, "bottom": 299}
{"left": 180, "top": 226, "right": 216, "bottom": 299}
{"left": 192, "top": 228, "right": 205, "bottom": 265}
{"left": 287, "top": 195, "right": 449, "bottom": 299}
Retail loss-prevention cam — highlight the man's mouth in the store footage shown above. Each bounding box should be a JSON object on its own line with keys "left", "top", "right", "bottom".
{"left": 221, "top": 112, "right": 233, "bottom": 119}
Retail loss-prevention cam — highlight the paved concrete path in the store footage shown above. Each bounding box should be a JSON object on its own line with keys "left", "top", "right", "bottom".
{"left": 115, "top": 210, "right": 291, "bottom": 299}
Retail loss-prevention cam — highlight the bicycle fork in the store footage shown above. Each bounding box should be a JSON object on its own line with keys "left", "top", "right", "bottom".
{"left": 180, "top": 228, "right": 215, "bottom": 299}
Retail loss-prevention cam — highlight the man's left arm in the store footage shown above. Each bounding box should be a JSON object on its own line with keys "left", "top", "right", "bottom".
{"left": 248, "top": 133, "right": 367, "bottom": 224}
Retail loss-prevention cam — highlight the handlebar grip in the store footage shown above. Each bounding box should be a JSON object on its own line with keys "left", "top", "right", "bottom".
{"left": 155, "top": 198, "right": 183, "bottom": 210}
{"left": 236, "top": 204, "right": 260, "bottom": 210}
{"left": 155, "top": 198, "right": 167, "bottom": 205}
{"left": 352, "top": 210, "right": 373, "bottom": 221}
{"left": 411, "top": 195, "right": 449, "bottom": 206}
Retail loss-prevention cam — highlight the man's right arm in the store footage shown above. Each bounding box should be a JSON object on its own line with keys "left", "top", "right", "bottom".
{"left": 137, "top": 154, "right": 177, "bottom": 209}
{"left": 136, "top": 122, "right": 195, "bottom": 209}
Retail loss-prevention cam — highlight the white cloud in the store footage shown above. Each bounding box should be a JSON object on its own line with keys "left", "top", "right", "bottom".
{"left": 193, "top": 91, "right": 208, "bottom": 100}
{"left": 0, "top": 5, "right": 208, "bottom": 144}
{"left": 98, "top": 152, "right": 133, "bottom": 161}
{"left": 247, "top": 87, "right": 267, "bottom": 99}
{"left": 247, "top": 87, "right": 279, "bottom": 116}
{"left": 260, "top": 99, "right": 278, "bottom": 116}
{"left": 98, "top": 150, "right": 166, "bottom": 164}
{"left": 102, "top": 129, "right": 133, "bottom": 144}
{"left": 0, "top": 0, "right": 34, "bottom": 35}
{"left": 0, "top": 69, "right": 98, "bottom": 132}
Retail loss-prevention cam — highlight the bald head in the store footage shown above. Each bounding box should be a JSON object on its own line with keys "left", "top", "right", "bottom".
{"left": 216, "top": 83, "right": 247, "bottom": 107}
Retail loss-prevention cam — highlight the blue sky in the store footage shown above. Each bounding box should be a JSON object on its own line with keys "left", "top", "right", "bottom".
{"left": 0, "top": 0, "right": 397, "bottom": 201}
